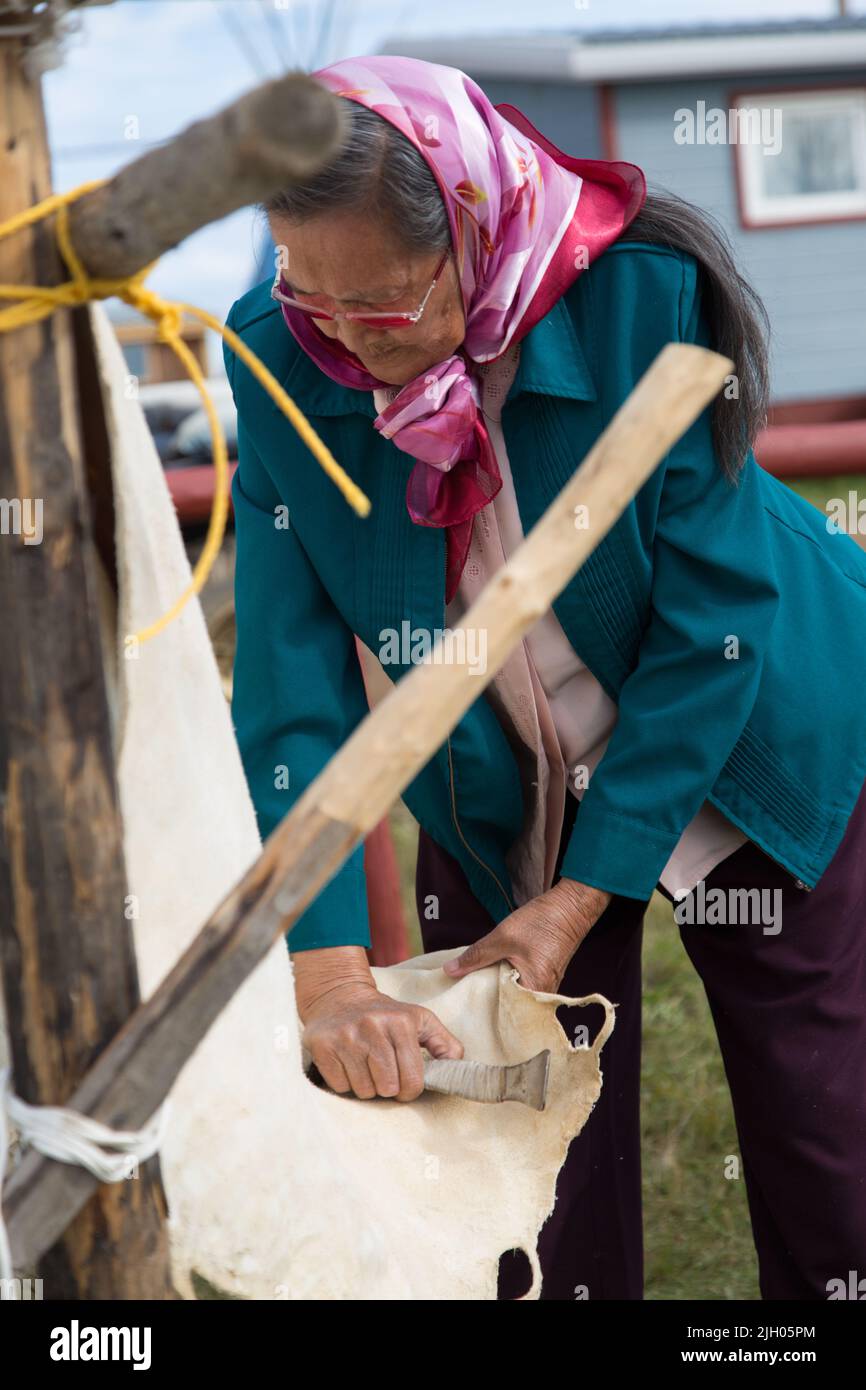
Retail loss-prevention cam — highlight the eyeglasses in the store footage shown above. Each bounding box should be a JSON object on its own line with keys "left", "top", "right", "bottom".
{"left": 271, "top": 249, "right": 450, "bottom": 329}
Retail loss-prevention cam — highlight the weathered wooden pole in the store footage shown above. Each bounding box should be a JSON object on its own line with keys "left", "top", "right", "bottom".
{"left": 3, "top": 340, "right": 733, "bottom": 1274}
{"left": 0, "top": 50, "right": 344, "bottom": 1294}
{"left": 0, "top": 32, "right": 176, "bottom": 1298}
{"left": 66, "top": 71, "right": 346, "bottom": 278}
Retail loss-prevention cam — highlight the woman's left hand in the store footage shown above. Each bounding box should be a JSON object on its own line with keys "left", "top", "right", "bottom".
{"left": 442, "top": 878, "right": 612, "bottom": 994}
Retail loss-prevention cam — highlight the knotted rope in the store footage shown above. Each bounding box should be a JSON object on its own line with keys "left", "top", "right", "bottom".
{"left": 0, "top": 1067, "right": 170, "bottom": 1295}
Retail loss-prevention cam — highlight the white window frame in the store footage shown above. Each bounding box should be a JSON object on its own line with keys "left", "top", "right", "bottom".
{"left": 733, "top": 87, "right": 866, "bottom": 228}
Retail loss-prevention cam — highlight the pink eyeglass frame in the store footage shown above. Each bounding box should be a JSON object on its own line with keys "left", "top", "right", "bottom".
{"left": 271, "top": 249, "right": 451, "bottom": 329}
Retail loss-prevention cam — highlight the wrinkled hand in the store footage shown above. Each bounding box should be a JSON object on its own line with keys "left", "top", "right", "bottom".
{"left": 442, "top": 878, "right": 612, "bottom": 993}
{"left": 301, "top": 981, "right": 464, "bottom": 1102}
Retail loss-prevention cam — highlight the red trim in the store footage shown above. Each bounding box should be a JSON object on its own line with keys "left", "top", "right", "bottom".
{"left": 362, "top": 817, "right": 412, "bottom": 966}
{"left": 163, "top": 411, "right": 866, "bottom": 531}
{"left": 755, "top": 419, "right": 866, "bottom": 477}
{"left": 729, "top": 82, "right": 866, "bottom": 230}
{"left": 769, "top": 395, "right": 866, "bottom": 427}
{"left": 167, "top": 461, "right": 237, "bottom": 526}
{"left": 598, "top": 85, "right": 619, "bottom": 162}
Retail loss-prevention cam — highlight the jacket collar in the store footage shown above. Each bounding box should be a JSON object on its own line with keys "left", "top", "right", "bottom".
{"left": 269, "top": 286, "right": 597, "bottom": 419}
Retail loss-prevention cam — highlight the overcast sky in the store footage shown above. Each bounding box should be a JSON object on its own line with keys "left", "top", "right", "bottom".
{"left": 42, "top": 0, "right": 862, "bottom": 374}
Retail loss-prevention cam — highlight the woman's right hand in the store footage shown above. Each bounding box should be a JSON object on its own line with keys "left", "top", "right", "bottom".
{"left": 301, "top": 981, "right": 465, "bottom": 1102}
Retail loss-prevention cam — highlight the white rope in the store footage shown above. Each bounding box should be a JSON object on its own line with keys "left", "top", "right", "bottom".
{"left": 0, "top": 1066, "right": 170, "bottom": 1295}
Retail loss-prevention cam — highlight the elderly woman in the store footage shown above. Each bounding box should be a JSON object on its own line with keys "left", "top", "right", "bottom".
{"left": 223, "top": 55, "right": 866, "bottom": 1301}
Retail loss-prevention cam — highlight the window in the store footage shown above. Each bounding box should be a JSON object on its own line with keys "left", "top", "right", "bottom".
{"left": 733, "top": 87, "right": 866, "bottom": 228}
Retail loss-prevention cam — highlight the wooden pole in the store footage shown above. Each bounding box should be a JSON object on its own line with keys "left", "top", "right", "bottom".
{"left": 66, "top": 72, "right": 345, "bottom": 279}
{"left": 0, "top": 34, "right": 175, "bottom": 1299}
{"left": 3, "top": 341, "right": 733, "bottom": 1274}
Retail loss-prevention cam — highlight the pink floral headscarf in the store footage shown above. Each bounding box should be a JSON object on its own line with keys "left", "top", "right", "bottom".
{"left": 276, "top": 54, "right": 646, "bottom": 600}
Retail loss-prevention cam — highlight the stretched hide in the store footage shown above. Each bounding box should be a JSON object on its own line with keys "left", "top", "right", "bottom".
{"left": 1, "top": 302, "right": 617, "bottom": 1300}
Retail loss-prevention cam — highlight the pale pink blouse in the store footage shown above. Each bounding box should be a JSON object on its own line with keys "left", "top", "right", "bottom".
{"left": 374, "top": 340, "right": 747, "bottom": 906}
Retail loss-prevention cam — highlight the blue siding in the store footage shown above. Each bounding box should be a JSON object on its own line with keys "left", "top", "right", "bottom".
{"left": 611, "top": 74, "right": 866, "bottom": 402}
{"left": 463, "top": 67, "right": 865, "bottom": 403}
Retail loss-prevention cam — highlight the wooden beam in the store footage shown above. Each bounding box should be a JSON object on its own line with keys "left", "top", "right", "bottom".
{"left": 2, "top": 340, "right": 732, "bottom": 1274}
{"left": 0, "top": 35, "right": 174, "bottom": 1298}
{"left": 67, "top": 73, "right": 345, "bottom": 279}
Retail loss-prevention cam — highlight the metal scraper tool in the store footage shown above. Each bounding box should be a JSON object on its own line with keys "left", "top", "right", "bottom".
{"left": 305, "top": 1048, "right": 551, "bottom": 1110}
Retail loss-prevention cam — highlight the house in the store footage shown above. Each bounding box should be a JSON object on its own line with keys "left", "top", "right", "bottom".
{"left": 385, "top": 16, "right": 866, "bottom": 476}
{"left": 113, "top": 313, "right": 209, "bottom": 386}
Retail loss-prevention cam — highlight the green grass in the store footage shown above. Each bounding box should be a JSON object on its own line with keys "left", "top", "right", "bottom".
{"left": 388, "top": 800, "right": 424, "bottom": 950}
{"left": 780, "top": 471, "right": 866, "bottom": 522}
{"left": 641, "top": 893, "right": 758, "bottom": 1299}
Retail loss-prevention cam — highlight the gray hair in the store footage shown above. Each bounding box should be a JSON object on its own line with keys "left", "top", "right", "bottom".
{"left": 260, "top": 99, "right": 451, "bottom": 254}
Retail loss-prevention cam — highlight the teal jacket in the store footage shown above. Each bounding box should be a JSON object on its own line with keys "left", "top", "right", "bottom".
{"left": 223, "top": 240, "right": 866, "bottom": 951}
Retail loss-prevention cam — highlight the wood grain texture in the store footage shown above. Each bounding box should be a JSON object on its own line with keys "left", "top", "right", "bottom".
{"left": 0, "top": 37, "right": 174, "bottom": 1298}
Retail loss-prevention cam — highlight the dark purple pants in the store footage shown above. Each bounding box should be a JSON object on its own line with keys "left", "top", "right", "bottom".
{"left": 415, "top": 780, "right": 866, "bottom": 1300}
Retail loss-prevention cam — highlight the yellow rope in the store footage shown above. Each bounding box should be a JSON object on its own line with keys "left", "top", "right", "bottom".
{"left": 0, "top": 178, "right": 370, "bottom": 643}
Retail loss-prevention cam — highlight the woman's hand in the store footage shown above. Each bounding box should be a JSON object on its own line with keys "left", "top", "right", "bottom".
{"left": 293, "top": 946, "right": 464, "bottom": 1102}
{"left": 442, "top": 878, "right": 612, "bottom": 993}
